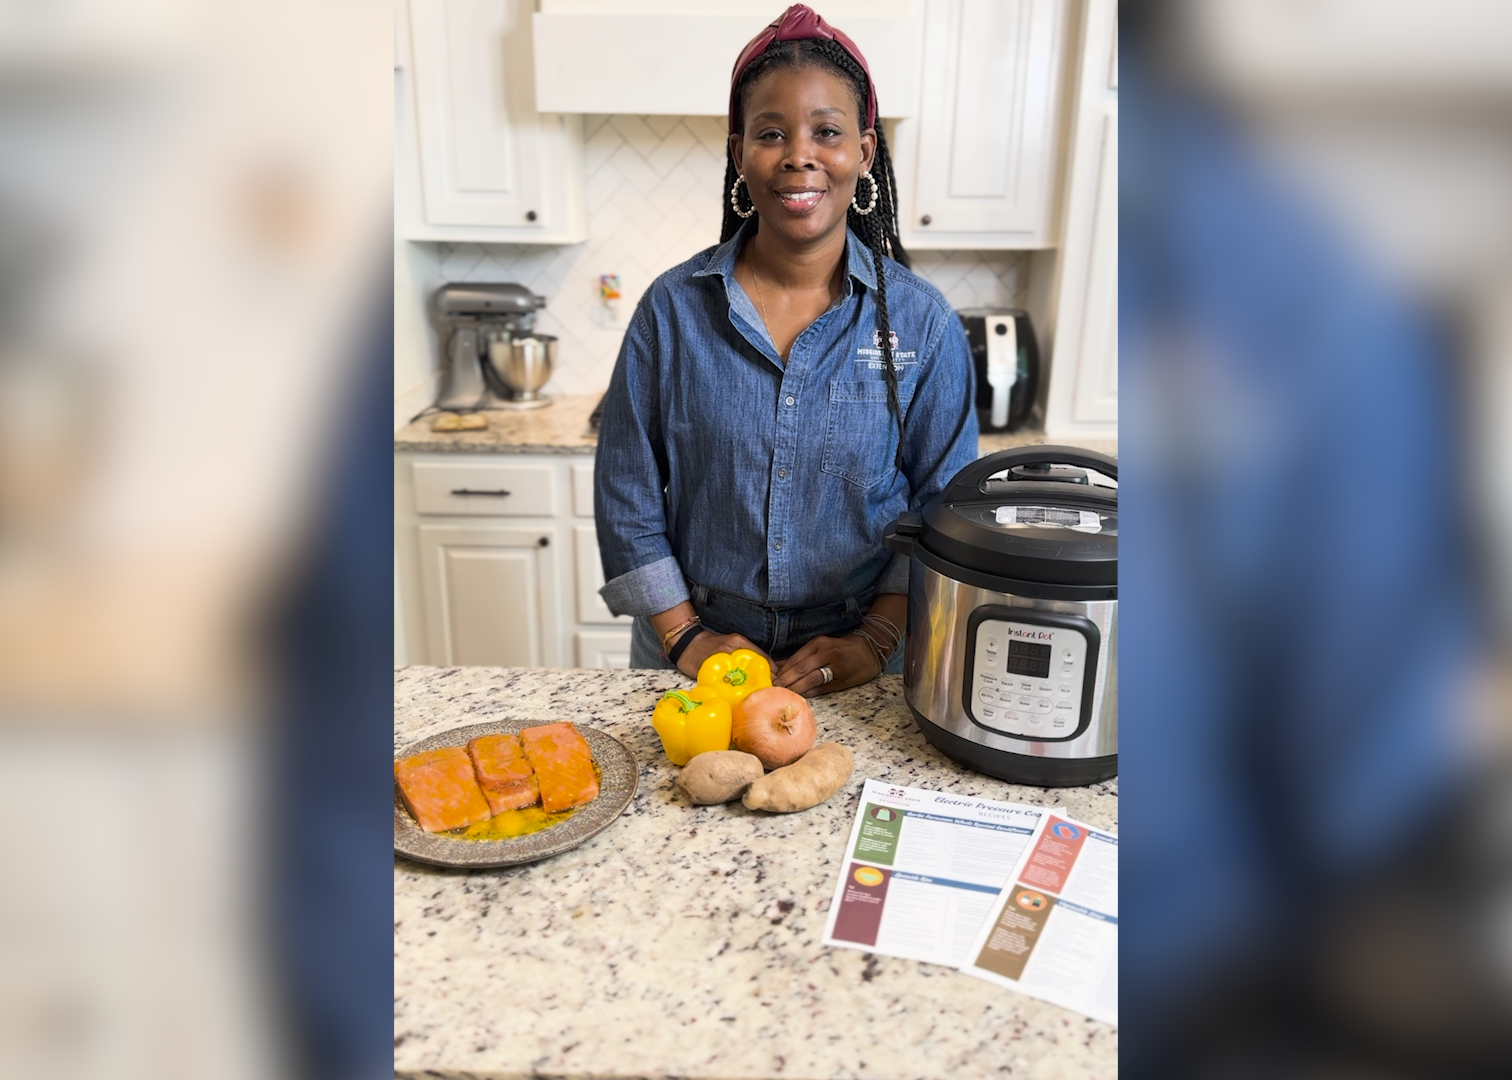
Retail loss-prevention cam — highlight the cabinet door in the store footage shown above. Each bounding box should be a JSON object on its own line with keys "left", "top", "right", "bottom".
{"left": 896, "top": 0, "right": 1067, "bottom": 249}
{"left": 1043, "top": 0, "right": 1118, "bottom": 439}
{"left": 407, "top": 0, "right": 575, "bottom": 235}
{"left": 418, "top": 523, "right": 562, "bottom": 667}
{"left": 1070, "top": 113, "right": 1117, "bottom": 425}
{"left": 574, "top": 525, "right": 631, "bottom": 626}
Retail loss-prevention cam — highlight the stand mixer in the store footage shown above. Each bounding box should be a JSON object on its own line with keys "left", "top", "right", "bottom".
{"left": 433, "top": 283, "right": 556, "bottom": 411}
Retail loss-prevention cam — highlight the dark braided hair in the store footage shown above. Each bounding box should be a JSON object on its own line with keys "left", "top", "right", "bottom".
{"left": 722, "top": 37, "right": 912, "bottom": 470}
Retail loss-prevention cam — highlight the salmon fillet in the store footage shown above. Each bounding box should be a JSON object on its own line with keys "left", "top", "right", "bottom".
{"left": 394, "top": 746, "right": 494, "bottom": 833}
{"left": 518, "top": 723, "right": 599, "bottom": 813}
{"left": 466, "top": 733, "right": 541, "bottom": 814}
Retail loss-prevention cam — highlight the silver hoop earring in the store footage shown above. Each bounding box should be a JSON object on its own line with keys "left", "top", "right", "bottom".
{"left": 851, "top": 171, "right": 878, "bottom": 215}
{"left": 730, "top": 174, "right": 756, "bottom": 219}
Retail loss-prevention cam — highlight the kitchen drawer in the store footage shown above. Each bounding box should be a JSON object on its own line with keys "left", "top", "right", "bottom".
{"left": 412, "top": 461, "right": 557, "bottom": 516}
{"left": 575, "top": 525, "right": 631, "bottom": 625}
{"left": 575, "top": 630, "right": 631, "bottom": 670}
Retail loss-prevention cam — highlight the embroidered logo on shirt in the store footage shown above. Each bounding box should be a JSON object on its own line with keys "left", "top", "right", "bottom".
{"left": 856, "top": 329, "right": 918, "bottom": 368}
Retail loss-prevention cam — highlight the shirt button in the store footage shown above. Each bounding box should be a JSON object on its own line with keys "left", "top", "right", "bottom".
{"left": 785, "top": 395, "right": 795, "bottom": 406}
{"left": 773, "top": 540, "right": 783, "bottom": 551}
{"left": 778, "top": 468, "right": 788, "bottom": 479}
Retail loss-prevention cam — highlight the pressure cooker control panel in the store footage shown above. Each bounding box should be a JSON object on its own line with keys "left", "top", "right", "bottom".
{"left": 963, "top": 608, "right": 1100, "bottom": 742}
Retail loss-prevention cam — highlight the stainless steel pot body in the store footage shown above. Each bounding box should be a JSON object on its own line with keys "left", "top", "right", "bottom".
{"left": 904, "top": 559, "right": 1117, "bottom": 781}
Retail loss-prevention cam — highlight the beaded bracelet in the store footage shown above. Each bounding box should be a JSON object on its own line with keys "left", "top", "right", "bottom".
{"left": 666, "top": 624, "right": 706, "bottom": 666}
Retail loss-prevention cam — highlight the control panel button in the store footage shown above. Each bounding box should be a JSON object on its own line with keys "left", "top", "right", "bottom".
{"left": 1018, "top": 680, "right": 1036, "bottom": 693}
{"left": 985, "top": 638, "right": 999, "bottom": 654}
{"left": 980, "top": 706, "right": 997, "bottom": 720}
{"left": 1015, "top": 696, "right": 1036, "bottom": 711}
{"left": 1034, "top": 697, "right": 1053, "bottom": 713}
{"left": 1054, "top": 701, "right": 1075, "bottom": 713}
{"left": 978, "top": 688, "right": 996, "bottom": 704}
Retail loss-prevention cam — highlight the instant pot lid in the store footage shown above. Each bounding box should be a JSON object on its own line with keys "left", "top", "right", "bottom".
{"left": 920, "top": 446, "right": 1117, "bottom": 588}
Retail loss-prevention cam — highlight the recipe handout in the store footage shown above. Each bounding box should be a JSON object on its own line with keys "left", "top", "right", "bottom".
{"left": 960, "top": 811, "right": 1118, "bottom": 1026}
{"left": 821, "top": 779, "right": 1045, "bottom": 968}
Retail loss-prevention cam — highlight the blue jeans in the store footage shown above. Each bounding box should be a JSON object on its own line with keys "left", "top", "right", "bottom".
{"left": 630, "top": 581, "right": 905, "bottom": 674}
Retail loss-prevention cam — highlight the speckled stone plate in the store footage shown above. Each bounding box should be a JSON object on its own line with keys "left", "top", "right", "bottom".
{"left": 394, "top": 720, "right": 637, "bottom": 869}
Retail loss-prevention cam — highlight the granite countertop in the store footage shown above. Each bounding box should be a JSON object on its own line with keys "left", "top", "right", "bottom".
{"left": 395, "top": 394, "right": 602, "bottom": 455}
{"left": 394, "top": 666, "right": 1118, "bottom": 1080}
{"left": 396, "top": 395, "right": 1115, "bottom": 461}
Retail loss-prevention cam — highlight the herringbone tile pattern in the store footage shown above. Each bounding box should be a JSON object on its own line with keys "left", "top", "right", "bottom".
{"left": 426, "top": 115, "right": 1027, "bottom": 396}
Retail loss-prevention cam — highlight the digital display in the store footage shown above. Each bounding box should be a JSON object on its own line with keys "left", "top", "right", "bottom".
{"left": 1006, "top": 640, "right": 1052, "bottom": 678}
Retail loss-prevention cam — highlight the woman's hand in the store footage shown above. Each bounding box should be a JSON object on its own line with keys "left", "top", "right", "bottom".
{"left": 675, "top": 630, "right": 769, "bottom": 680}
{"left": 773, "top": 633, "right": 881, "bottom": 696}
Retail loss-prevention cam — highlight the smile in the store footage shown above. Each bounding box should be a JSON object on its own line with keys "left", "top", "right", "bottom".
{"left": 775, "top": 189, "right": 824, "bottom": 211}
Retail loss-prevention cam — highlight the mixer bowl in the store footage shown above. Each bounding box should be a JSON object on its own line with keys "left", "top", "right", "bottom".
{"left": 488, "top": 334, "right": 556, "bottom": 401}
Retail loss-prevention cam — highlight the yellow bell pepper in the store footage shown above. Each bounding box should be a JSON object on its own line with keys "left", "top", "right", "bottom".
{"left": 696, "top": 649, "right": 773, "bottom": 705}
{"left": 651, "top": 688, "right": 733, "bottom": 766}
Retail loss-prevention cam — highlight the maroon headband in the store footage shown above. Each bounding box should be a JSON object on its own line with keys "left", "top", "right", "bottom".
{"left": 728, "top": 4, "right": 877, "bottom": 133}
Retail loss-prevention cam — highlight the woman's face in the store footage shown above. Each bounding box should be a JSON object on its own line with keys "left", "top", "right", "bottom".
{"left": 730, "top": 64, "right": 876, "bottom": 249}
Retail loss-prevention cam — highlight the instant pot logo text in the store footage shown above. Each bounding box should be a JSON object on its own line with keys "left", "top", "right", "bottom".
{"left": 1006, "top": 628, "right": 1055, "bottom": 641}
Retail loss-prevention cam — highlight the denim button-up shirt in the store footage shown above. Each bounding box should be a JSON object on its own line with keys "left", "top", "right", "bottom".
{"left": 594, "top": 222, "right": 977, "bottom": 616}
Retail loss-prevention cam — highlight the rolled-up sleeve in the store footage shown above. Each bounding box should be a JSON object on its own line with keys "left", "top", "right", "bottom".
{"left": 593, "top": 302, "right": 690, "bottom": 617}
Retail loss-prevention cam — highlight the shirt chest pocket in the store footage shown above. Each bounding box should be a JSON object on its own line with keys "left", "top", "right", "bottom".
{"left": 821, "top": 380, "right": 915, "bottom": 489}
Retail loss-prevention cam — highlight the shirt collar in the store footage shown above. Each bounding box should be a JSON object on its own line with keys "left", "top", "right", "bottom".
{"left": 692, "top": 219, "right": 879, "bottom": 293}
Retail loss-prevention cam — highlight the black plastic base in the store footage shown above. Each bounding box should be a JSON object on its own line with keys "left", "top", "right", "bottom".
{"left": 910, "top": 705, "right": 1117, "bottom": 788}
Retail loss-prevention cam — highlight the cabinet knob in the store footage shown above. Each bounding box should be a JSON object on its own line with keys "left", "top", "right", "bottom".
{"left": 525, "top": 210, "right": 538, "bottom": 222}
{"left": 538, "top": 536, "right": 550, "bottom": 547}
{"left": 920, "top": 214, "right": 932, "bottom": 226}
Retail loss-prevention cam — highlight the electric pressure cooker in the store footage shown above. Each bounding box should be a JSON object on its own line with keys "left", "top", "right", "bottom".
{"left": 883, "top": 446, "right": 1117, "bottom": 787}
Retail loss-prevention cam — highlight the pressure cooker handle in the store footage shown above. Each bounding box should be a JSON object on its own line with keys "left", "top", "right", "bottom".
{"left": 883, "top": 511, "right": 924, "bottom": 558}
{"left": 942, "top": 445, "right": 1117, "bottom": 503}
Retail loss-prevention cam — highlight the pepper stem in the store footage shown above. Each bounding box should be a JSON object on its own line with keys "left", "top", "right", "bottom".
{"left": 725, "top": 668, "right": 748, "bottom": 687}
{"left": 662, "top": 690, "right": 699, "bottom": 712}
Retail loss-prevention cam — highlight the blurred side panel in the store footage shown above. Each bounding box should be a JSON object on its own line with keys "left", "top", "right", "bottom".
{"left": 0, "top": 1, "right": 394, "bottom": 1078}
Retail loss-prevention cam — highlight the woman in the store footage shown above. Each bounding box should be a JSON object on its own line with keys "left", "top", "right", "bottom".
{"left": 594, "top": 4, "right": 977, "bottom": 694}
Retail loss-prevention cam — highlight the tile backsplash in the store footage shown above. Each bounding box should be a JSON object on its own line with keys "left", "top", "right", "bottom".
{"left": 409, "top": 115, "right": 1028, "bottom": 404}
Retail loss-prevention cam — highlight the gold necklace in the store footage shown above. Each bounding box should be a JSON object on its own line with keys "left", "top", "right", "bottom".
{"left": 747, "top": 257, "right": 783, "bottom": 358}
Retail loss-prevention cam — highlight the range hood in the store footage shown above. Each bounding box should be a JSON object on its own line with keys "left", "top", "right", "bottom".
{"left": 532, "top": 1, "right": 922, "bottom": 118}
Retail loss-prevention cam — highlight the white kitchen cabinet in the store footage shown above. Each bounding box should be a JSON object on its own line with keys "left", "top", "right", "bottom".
{"left": 575, "top": 632, "right": 632, "bottom": 671}
{"left": 418, "top": 523, "right": 563, "bottom": 667}
{"left": 1043, "top": 0, "right": 1117, "bottom": 438}
{"left": 892, "top": 0, "right": 1070, "bottom": 250}
{"left": 574, "top": 525, "right": 632, "bottom": 627}
{"left": 398, "top": 0, "right": 587, "bottom": 243}
{"left": 397, "top": 453, "right": 631, "bottom": 671}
